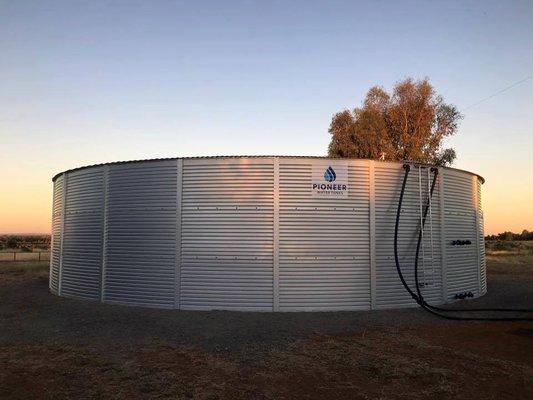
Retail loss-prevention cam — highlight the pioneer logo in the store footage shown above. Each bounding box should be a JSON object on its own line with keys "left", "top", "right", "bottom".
{"left": 311, "top": 164, "right": 348, "bottom": 197}
{"left": 312, "top": 166, "right": 347, "bottom": 193}
{"left": 312, "top": 182, "right": 347, "bottom": 191}
{"left": 324, "top": 166, "right": 336, "bottom": 182}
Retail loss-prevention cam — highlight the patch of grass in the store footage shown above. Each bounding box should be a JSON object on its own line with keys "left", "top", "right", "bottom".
{"left": 486, "top": 240, "right": 533, "bottom": 255}
{"left": 0, "top": 244, "right": 531, "bottom": 399}
{"left": 2, "top": 326, "right": 532, "bottom": 400}
{"left": 486, "top": 253, "right": 533, "bottom": 277}
{"left": 0, "top": 261, "right": 49, "bottom": 284}
{"left": 485, "top": 241, "right": 533, "bottom": 277}
{"left": 254, "top": 327, "right": 533, "bottom": 399}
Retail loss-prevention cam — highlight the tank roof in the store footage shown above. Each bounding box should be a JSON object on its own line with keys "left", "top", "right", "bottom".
{"left": 52, "top": 156, "right": 485, "bottom": 184}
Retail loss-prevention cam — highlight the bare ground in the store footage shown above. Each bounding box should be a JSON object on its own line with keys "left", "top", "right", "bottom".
{"left": 0, "top": 256, "right": 531, "bottom": 400}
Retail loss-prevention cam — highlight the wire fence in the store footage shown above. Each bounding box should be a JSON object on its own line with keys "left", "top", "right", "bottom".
{"left": 0, "top": 251, "right": 51, "bottom": 262}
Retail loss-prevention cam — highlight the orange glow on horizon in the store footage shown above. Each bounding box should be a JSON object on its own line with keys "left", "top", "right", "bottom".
{"left": 0, "top": 165, "right": 530, "bottom": 236}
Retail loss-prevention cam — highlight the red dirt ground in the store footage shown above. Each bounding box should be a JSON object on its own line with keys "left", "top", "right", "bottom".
{"left": 0, "top": 260, "right": 531, "bottom": 399}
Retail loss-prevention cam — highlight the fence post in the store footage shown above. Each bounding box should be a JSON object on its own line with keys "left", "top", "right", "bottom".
{"left": 13, "top": 252, "right": 16, "bottom": 261}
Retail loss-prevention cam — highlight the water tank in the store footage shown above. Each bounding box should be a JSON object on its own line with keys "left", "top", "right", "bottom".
{"left": 50, "top": 156, "right": 486, "bottom": 311}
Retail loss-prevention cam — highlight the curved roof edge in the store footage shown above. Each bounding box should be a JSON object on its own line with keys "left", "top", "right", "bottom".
{"left": 52, "top": 156, "right": 485, "bottom": 184}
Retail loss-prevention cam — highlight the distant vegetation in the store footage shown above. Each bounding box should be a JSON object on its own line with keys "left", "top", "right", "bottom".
{"left": 0, "top": 235, "right": 51, "bottom": 251}
{"left": 485, "top": 230, "right": 533, "bottom": 241}
{"left": 485, "top": 231, "right": 533, "bottom": 255}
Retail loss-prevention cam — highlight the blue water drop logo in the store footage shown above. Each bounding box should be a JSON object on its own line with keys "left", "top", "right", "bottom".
{"left": 324, "top": 166, "right": 336, "bottom": 182}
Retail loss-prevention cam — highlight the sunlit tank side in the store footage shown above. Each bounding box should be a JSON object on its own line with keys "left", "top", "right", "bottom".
{"left": 50, "top": 156, "right": 485, "bottom": 311}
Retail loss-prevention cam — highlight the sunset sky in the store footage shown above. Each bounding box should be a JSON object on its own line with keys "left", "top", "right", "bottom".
{"left": 1, "top": 1, "right": 532, "bottom": 235}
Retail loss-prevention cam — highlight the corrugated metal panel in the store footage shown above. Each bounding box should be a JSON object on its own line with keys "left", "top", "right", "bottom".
{"left": 443, "top": 170, "right": 479, "bottom": 300}
{"left": 278, "top": 159, "right": 370, "bottom": 311}
{"left": 49, "top": 175, "right": 64, "bottom": 294}
{"left": 374, "top": 164, "right": 443, "bottom": 309}
{"left": 50, "top": 157, "right": 485, "bottom": 311}
{"left": 477, "top": 178, "right": 487, "bottom": 294}
{"left": 180, "top": 158, "right": 274, "bottom": 311}
{"left": 61, "top": 168, "right": 104, "bottom": 300}
{"left": 104, "top": 161, "right": 177, "bottom": 308}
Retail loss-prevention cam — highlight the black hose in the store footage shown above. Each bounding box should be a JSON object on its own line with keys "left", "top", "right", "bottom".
{"left": 413, "top": 167, "right": 532, "bottom": 313}
{"left": 394, "top": 164, "right": 421, "bottom": 303}
{"left": 394, "top": 164, "right": 533, "bottom": 321}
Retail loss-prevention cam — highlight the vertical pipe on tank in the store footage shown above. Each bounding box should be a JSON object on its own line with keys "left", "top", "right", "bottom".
{"left": 427, "top": 168, "right": 435, "bottom": 286}
{"left": 417, "top": 167, "right": 426, "bottom": 287}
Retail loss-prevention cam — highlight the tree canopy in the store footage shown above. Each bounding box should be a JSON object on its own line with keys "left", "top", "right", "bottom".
{"left": 327, "top": 78, "right": 462, "bottom": 166}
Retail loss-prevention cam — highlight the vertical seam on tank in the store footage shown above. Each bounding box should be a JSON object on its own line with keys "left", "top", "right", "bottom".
{"left": 478, "top": 179, "right": 486, "bottom": 293}
{"left": 100, "top": 166, "right": 109, "bottom": 302}
{"left": 369, "top": 160, "right": 376, "bottom": 309}
{"left": 49, "top": 181, "right": 55, "bottom": 291}
{"left": 58, "top": 173, "right": 67, "bottom": 296}
{"left": 473, "top": 175, "right": 481, "bottom": 296}
{"left": 273, "top": 157, "right": 280, "bottom": 312}
{"left": 175, "top": 159, "right": 183, "bottom": 309}
{"left": 439, "top": 168, "right": 447, "bottom": 302}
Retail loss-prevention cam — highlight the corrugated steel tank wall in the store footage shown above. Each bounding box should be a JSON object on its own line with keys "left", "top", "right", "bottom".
{"left": 50, "top": 157, "right": 486, "bottom": 311}
{"left": 278, "top": 159, "right": 370, "bottom": 311}
{"left": 180, "top": 159, "right": 274, "bottom": 310}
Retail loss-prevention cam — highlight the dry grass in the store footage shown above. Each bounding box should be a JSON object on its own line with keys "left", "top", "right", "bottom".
{"left": 486, "top": 241, "right": 533, "bottom": 278}
{"left": 0, "top": 253, "right": 531, "bottom": 399}
{"left": 485, "top": 240, "right": 533, "bottom": 255}
{"left": 0, "top": 261, "right": 49, "bottom": 284}
{"left": 1, "top": 325, "right": 532, "bottom": 400}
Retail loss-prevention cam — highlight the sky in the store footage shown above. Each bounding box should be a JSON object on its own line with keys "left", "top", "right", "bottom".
{"left": 0, "top": 0, "right": 532, "bottom": 235}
